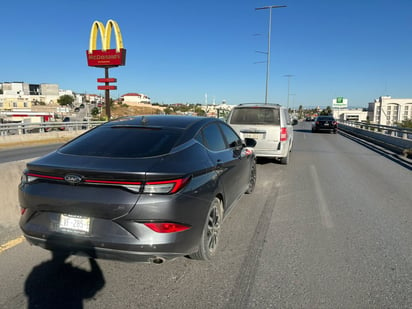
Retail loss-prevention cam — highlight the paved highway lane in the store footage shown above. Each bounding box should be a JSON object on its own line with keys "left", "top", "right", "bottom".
{"left": 1, "top": 122, "right": 411, "bottom": 308}
{"left": 0, "top": 143, "right": 63, "bottom": 163}
{"left": 247, "top": 123, "right": 412, "bottom": 308}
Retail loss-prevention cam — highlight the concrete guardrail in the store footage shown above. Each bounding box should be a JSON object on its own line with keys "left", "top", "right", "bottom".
{"left": 0, "top": 131, "right": 83, "bottom": 229}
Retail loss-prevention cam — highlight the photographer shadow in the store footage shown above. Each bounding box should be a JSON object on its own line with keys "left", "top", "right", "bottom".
{"left": 24, "top": 237, "right": 105, "bottom": 309}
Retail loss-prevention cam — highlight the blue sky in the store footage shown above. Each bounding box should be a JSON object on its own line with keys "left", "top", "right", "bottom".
{"left": 1, "top": 0, "right": 411, "bottom": 108}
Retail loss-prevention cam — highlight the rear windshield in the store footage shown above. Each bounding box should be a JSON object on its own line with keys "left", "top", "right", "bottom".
{"left": 317, "top": 116, "right": 335, "bottom": 121}
{"left": 59, "top": 126, "right": 181, "bottom": 158}
{"left": 230, "top": 107, "right": 280, "bottom": 125}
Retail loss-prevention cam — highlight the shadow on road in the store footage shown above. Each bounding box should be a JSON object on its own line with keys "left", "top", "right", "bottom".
{"left": 293, "top": 128, "right": 312, "bottom": 133}
{"left": 25, "top": 245, "right": 105, "bottom": 309}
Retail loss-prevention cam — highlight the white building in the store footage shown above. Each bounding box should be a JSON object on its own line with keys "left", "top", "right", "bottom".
{"left": 1, "top": 82, "right": 29, "bottom": 95}
{"left": 121, "top": 93, "right": 151, "bottom": 105}
{"left": 0, "top": 82, "right": 60, "bottom": 105}
{"left": 201, "top": 102, "right": 233, "bottom": 118}
{"left": 332, "top": 108, "right": 368, "bottom": 122}
{"left": 368, "top": 96, "right": 412, "bottom": 125}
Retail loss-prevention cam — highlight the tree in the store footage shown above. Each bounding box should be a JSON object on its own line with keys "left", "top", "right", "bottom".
{"left": 396, "top": 119, "right": 412, "bottom": 129}
{"left": 164, "top": 107, "right": 174, "bottom": 115}
{"left": 320, "top": 106, "right": 332, "bottom": 115}
{"left": 298, "top": 105, "right": 303, "bottom": 118}
{"left": 195, "top": 106, "right": 206, "bottom": 116}
{"left": 91, "top": 107, "right": 99, "bottom": 117}
{"left": 57, "top": 95, "right": 75, "bottom": 108}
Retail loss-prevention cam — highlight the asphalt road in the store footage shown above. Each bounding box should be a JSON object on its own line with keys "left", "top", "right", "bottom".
{"left": 0, "top": 143, "right": 64, "bottom": 163}
{"left": 1, "top": 122, "right": 411, "bottom": 308}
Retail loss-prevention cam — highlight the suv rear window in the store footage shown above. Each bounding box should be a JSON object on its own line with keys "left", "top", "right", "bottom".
{"left": 59, "top": 127, "right": 181, "bottom": 158}
{"left": 230, "top": 107, "right": 280, "bottom": 125}
{"left": 317, "top": 116, "right": 335, "bottom": 121}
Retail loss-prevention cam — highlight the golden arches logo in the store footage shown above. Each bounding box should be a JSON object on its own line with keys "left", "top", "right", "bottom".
{"left": 88, "top": 19, "right": 123, "bottom": 53}
{"left": 86, "top": 19, "right": 126, "bottom": 67}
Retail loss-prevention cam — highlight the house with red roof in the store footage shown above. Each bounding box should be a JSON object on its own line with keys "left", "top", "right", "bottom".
{"left": 120, "top": 93, "right": 151, "bottom": 105}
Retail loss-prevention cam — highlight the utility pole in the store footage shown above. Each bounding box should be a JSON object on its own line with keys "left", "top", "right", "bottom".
{"left": 255, "top": 5, "right": 286, "bottom": 104}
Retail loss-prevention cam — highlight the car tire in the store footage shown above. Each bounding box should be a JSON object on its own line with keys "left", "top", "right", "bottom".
{"left": 280, "top": 153, "right": 289, "bottom": 165}
{"left": 189, "top": 197, "right": 223, "bottom": 261}
{"left": 245, "top": 160, "right": 256, "bottom": 194}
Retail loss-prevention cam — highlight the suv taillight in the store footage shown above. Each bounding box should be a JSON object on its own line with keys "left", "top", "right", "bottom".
{"left": 280, "top": 127, "right": 288, "bottom": 142}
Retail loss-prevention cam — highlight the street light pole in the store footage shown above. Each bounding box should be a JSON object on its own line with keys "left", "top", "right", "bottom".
{"left": 283, "top": 74, "right": 294, "bottom": 110}
{"left": 256, "top": 5, "right": 286, "bottom": 104}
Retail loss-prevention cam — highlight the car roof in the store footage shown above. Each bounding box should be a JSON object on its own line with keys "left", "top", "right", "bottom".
{"left": 104, "top": 115, "right": 213, "bottom": 130}
{"left": 234, "top": 103, "right": 283, "bottom": 108}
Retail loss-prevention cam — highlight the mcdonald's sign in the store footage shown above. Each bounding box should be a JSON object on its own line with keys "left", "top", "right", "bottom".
{"left": 86, "top": 19, "right": 126, "bottom": 67}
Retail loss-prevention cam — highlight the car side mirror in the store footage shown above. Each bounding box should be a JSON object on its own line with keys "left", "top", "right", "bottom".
{"left": 243, "top": 138, "right": 257, "bottom": 148}
{"left": 292, "top": 119, "right": 298, "bottom": 125}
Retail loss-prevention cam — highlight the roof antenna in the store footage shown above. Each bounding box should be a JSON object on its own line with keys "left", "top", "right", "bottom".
{"left": 141, "top": 116, "right": 148, "bottom": 125}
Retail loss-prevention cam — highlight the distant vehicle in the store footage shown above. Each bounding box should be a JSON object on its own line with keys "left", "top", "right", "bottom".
{"left": 59, "top": 117, "right": 71, "bottom": 131}
{"left": 74, "top": 107, "right": 80, "bottom": 112}
{"left": 226, "top": 103, "right": 296, "bottom": 164}
{"left": 19, "top": 115, "right": 257, "bottom": 263}
{"left": 312, "top": 116, "right": 338, "bottom": 133}
{"left": 79, "top": 104, "right": 85, "bottom": 109}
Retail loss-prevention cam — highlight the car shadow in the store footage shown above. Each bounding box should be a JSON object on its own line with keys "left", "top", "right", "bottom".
{"left": 293, "top": 128, "right": 312, "bottom": 133}
{"left": 24, "top": 236, "right": 105, "bottom": 309}
{"left": 256, "top": 157, "right": 283, "bottom": 165}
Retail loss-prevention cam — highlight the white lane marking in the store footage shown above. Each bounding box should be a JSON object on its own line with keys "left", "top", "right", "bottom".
{"left": 310, "top": 165, "right": 334, "bottom": 229}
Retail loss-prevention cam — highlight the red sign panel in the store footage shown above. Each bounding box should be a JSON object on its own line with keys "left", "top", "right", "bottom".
{"left": 97, "top": 85, "right": 117, "bottom": 90}
{"left": 86, "top": 49, "right": 126, "bottom": 67}
{"left": 97, "top": 78, "right": 117, "bottom": 83}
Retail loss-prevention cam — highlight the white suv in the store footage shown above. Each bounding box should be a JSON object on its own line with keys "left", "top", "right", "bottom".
{"left": 226, "top": 103, "right": 296, "bottom": 164}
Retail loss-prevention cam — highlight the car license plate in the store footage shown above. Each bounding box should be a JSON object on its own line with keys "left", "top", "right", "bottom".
{"left": 59, "top": 214, "right": 90, "bottom": 233}
{"left": 324, "top": 123, "right": 329, "bottom": 126}
{"left": 243, "top": 133, "right": 261, "bottom": 139}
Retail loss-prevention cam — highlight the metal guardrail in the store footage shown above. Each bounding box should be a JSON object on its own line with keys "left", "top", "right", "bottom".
{"left": 0, "top": 120, "right": 105, "bottom": 136}
{"left": 338, "top": 121, "right": 412, "bottom": 158}
{"left": 339, "top": 121, "right": 412, "bottom": 140}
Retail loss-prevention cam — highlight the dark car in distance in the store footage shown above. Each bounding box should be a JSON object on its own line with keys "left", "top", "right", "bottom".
{"left": 19, "top": 115, "right": 257, "bottom": 264}
{"left": 312, "top": 116, "right": 338, "bottom": 133}
{"left": 58, "top": 117, "right": 71, "bottom": 131}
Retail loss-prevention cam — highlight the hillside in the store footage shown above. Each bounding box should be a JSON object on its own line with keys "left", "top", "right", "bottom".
{"left": 111, "top": 105, "right": 164, "bottom": 118}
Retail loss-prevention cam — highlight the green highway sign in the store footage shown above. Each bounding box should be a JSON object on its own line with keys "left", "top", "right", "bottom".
{"left": 332, "top": 97, "right": 348, "bottom": 108}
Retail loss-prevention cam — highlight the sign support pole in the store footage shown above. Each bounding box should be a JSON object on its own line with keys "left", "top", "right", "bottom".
{"left": 105, "top": 67, "right": 111, "bottom": 120}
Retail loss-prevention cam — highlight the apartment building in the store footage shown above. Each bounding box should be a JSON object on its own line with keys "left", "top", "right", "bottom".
{"left": 0, "top": 82, "right": 60, "bottom": 110}
{"left": 368, "top": 96, "right": 412, "bottom": 125}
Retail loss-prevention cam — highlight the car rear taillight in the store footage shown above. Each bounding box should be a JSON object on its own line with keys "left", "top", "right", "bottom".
{"left": 144, "top": 177, "right": 190, "bottom": 194}
{"left": 22, "top": 171, "right": 64, "bottom": 184}
{"left": 280, "top": 127, "right": 288, "bottom": 142}
{"left": 332, "top": 121, "right": 337, "bottom": 126}
{"left": 22, "top": 170, "right": 190, "bottom": 194}
{"left": 144, "top": 222, "right": 191, "bottom": 233}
